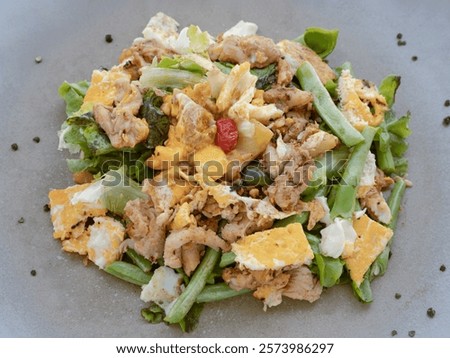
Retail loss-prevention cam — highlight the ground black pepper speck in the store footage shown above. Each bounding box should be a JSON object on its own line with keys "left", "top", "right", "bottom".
{"left": 408, "top": 330, "right": 416, "bottom": 337}
{"left": 391, "top": 330, "right": 398, "bottom": 337}
{"left": 395, "top": 293, "right": 402, "bottom": 299}
{"left": 397, "top": 40, "right": 407, "bottom": 46}
{"left": 443, "top": 116, "right": 450, "bottom": 126}
{"left": 427, "top": 307, "right": 436, "bottom": 318}
{"left": 440, "top": 264, "right": 446, "bottom": 272}
{"left": 33, "top": 136, "right": 40, "bottom": 143}
{"left": 18, "top": 217, "right": 25, "bottom": 224}
{"left": 396, "top": 33, "right": 403, "bottom": 39}
{"left": 43, "top": 204, "right": 50, "bottom": 212}
{"left": 411, "top": 56, "right": 418, "bottom": 61}
{"left": 445, "top": 100, "right": 450, "bottom": 107}
{"left": 30, "top": 270, "right": 37, "bottom": 277}
{"left": 105, "top": 34, "right": 113, "bottom": 43}
{"left": 11, "top": 143, "right": 18, "bottom": 151}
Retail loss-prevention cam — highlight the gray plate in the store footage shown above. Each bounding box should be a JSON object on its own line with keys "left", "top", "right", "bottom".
{"left": 1, "top": 0, "right": 449, "bottom": 338}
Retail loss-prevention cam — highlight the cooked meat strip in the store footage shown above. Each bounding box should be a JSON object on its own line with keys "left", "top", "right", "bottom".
{"left": 282, "top": 266, "right": 322, "bottom": 302}
{"left": 119, "top": 39, "right": 177, "bottom": 80}
{"left": 263, "top": 86, "right": 313, "bottom": 113}
{"left": 164, "top": 227, "right": 230, "bottom": 268}
{"left": 181, "top": 242, "right": 203, "bottom": 276}
{"left": 277, "top": 40, "right": 336, "bottom": 85}
{"left": 124, "top": 198, "right": 170, "bottom": 262}
{"left": 208, "top": 35, "right": 281, "bottom": 68}
{"left": 93, "top": 74, "right": 149, "bottom": 149}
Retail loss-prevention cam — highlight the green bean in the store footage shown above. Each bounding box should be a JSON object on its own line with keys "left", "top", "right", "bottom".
{"left": 273, "top": 212, "right": 309, "bottom": 227}
{"left": 196, "top": 283, "right": 251, "bottom": 303}
{"left": 104, "top": 261, "right": 152, "bottom": 286}
{"left": 125, "top": 248, "right": 152, "bottom": 273}
{"left": 387, "top": 178, "right": 407, "bottom": 230}
{"left": 330, "top": 126, "right": 378, "bottom": 219}
{"left": 164, "top": 248, "right": 220, "bottom": 324}
{"left": 296, "top": 62, "right": 364, "bottom": 147}
{"left": 219, "top": 251, "right": 236, "bottom": 268}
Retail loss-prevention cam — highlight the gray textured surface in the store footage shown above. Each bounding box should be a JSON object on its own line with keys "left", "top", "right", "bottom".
{"left": 0, "top": 0, "right": 449, "bottom": 338}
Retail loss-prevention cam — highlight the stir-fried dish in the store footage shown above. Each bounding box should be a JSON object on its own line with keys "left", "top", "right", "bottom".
{"left": 49, "top": 13, "right": 411, "bottom": 331}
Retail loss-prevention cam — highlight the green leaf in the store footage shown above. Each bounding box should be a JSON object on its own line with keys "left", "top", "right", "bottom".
{"left": 250, "top": 63, "right": 277, "bottom": 90}
{"left": 352, "top": 276, "right": 373, "bottom": 303}
{"left": 158, "top": 56, "right": 205, "bottom": 74}
{"left": 187, "top": 25, "right": 211, "bottom": 54}
{"left": 379, "top": 75, "right": 401, "bottom": 108}
{"left": 274, "top": 213, "right": 309, "bottom": 228}
{"left": 139, "top": 90, "right": 171, "bottom": 150}
{"left": 294, "top": 27, "right": 339, "bottom": 59}
{"left": 100, "top": 167, "right": 149, "bottom": 215}
{"left": 140, "top": 67, "right": 205, "bottom": 90}
{"left": 386, "top": 113, "right": 411, "bottom": 139}
{"left": 58, "top": 80, "right": 90, "bottom": 116}
{"left": 315, "top": 254, "right": 345, "bottom": 288}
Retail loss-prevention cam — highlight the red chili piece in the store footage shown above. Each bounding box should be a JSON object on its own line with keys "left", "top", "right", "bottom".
{"left": 215, "top": 118, "right": 239, "bottom": 153}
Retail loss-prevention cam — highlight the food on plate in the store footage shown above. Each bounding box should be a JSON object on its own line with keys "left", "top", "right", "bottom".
{"left": 49, "top": 12, "right": 411, "bottom": 331}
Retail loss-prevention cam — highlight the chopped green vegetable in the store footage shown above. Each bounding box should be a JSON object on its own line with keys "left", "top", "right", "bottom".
{"left": 294, "top": 27, "right": 339, "bottom": 59}
{"left": 126, "top": 248, "right": 153, "bottom": 273}
{"left": 58, "top": 80, "right": 90, "bottom": 116}
{"left": 100, "top": 167, "right": 149, "bottom": 215}
{"left": 140, "top": 67, "right": 205, "bottom": 90}
{"left": 139, "top": 90, "right": 171, "bottom": 150}
{"left": 104, "top": 261, "right": 152, "bottom": 286}
{"left": 165, "top": 248, "right": 220, "bottom": 324}
{"left": 219, "top": 251, "right": 236, "bottom": 268}
{"left": 215, "top": 62, "right": 277, "bottom": 90}
{"left": 141, "top": 303, "right": 165, "bottom": 324}
{"left": 352, "top": 275, "right": 373, "bottom": 303}
{"left": 315, "top": 254, "right": 345, "bottom": 288}
{"left": 273, "top": 213, "right": 309, "bottom": 228}
{"left": 379, "top": 75, "right": 401, "bottom": 108}
{"left": 297, "top": 62, "right": 364, "bottom": 147}
{"left": 330, "top": 126, "right": 378, "bottom": 219}
{"left": 196, "top": 282, "right": 251, "bottom": 303}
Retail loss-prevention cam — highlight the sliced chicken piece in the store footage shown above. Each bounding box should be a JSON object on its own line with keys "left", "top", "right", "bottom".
{"left": 277, "top": 40, "right": 336, "bottom": 85}
{"left": 123, "top": 198, "right": 170, "bottom": 262}
{"left": 91, "top": 68, "right": 149, "bottom": 149}
{"left": 282, "top": 266, "right": 322, "bottom": 302}
{"left": 164, "top": 227, "right": 230, "bottom": 269}
{"left": 181, "top": 242, "right": 203, "bottom": 276}
{"left": 263, "top": 86, "right": 313, "bottom": 113}
{"left": 208, "top": 35, "right": 281, "bottom": 68}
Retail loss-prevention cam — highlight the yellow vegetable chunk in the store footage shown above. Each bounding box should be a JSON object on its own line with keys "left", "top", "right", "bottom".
{"left": 193, "top": 144, "right": 229, "bottom": 180}
{"left": 345, "top": 214, "right": 393, "bottom": 286}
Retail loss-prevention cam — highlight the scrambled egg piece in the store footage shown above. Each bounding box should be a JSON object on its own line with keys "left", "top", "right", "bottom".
{"left": 140, "top": 266, "right": 183, "bottom": 314}
{"left": 48, "top": 184, "right": 107, "bottom": 240}
{"left": 170, "top": 202, "right": 197, "bottom": 231}
{"left": 81, "top": 68, "right": 130, "bottom": 112}
{"left": 345, "top": 214, "right": 393, "bottom": 286}
{"left": 338, "top": 69, "right": 388, "bottom": 131}
{"left": 87, "top": 217, "right": 125, "bottom": 268}
{"left": 232, "top": 223, "right": 314, "bottom": 270}
{"left": 49, "top": 183, "right": 125, "bottom": 269}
